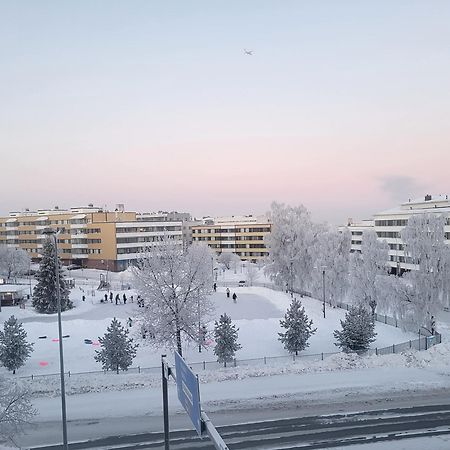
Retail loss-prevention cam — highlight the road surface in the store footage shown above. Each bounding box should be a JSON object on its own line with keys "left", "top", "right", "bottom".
{"left": 24, "top": 403, "right": 450, "bottom": 450}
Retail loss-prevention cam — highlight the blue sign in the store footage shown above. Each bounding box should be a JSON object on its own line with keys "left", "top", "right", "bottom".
{"left": 174, "top": 351, "right": 203, "bottom": 436}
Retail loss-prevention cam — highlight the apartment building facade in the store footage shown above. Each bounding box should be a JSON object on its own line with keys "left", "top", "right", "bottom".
{"left": 192, "top": 215, "right": 272, "bottom": 263}
{"left": 0, "top": 206, "right": 186, "bottom": 271}
{"left": 345, "top": 195, "right": 450, "bottom": 274}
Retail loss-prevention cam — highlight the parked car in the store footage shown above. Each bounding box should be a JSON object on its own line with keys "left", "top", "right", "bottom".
{"left": 238, "top": 280, "right": 246, "bottom": 287}
{"left": 66, "top": 264, "right": 81, "bottom": 271}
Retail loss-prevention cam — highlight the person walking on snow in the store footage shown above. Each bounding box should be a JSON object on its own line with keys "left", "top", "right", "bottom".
{"left": 104, "top": 293, "right": 108, "bottom": 303}
{"left": 213, "top": 282, "right": 217, "bottom": 292}
{"left": 226, "top": 288, "right": 230, "bottom": 298}
{"left": 123, "top": 293, "right": 127, "bottom": 304}
{"left": 115, "top": 294, "right": 120, "bottom": 305}
{"left": 109, "top": 292, "right": 113, "bottom": 303}
{"left": 232, "top": 292, "right": 237, "bottom": 303}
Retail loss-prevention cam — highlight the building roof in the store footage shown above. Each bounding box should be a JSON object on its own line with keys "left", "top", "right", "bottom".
{"left": 0, "top": 285, "right": 28, "bottom": 293}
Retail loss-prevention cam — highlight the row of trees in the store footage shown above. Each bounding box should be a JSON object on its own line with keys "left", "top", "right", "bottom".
{"left": 93, "top": 314, "right": 242, "bottom": 371}
{"left": 279, "top": 298, "right": 376, "bottom": 355}
{"left": 265, "top": 202, "right": 450, "bottom": 332}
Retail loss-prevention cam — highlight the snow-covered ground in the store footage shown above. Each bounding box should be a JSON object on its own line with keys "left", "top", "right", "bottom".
{"left": 2, "top": 267, "right": 450, "bottom": 448}
{"left": 0, "top": 270, "right": 417, "bottom": 377}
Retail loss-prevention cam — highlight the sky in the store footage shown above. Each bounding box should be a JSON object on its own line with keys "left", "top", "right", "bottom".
{"left": 1, "top": 1, "right": 449, "bottom": 224}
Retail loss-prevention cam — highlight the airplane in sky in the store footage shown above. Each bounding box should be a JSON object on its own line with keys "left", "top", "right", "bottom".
{"left": 244, "top": 49, "right": 253, "bottom": 55}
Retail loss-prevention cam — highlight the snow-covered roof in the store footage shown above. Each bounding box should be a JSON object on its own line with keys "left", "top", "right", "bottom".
{"left": 6, "top": 218, "right": 17, "bottom": 223}
{"left": 35, "top": 216, "right": 48, "bottom": 221}
{"left": 0, "top": 285, "right": 27, "bottom": 293}
{"left": 70, "top": 214, "right": 86, "bottom": 220}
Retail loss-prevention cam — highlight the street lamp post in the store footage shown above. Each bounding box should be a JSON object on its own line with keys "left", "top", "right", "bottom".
{"left": 28, "top": 256, "right": 32, "bottom": 299}
{"left": 289, "top": 260, "right": 294, "bottom": 297}
{"left": 43, "top": 228, "right": 68, "bottom": 450}
{"left": 322, "top": 267, "right": 326, "bottom": 319}
{"left": 198, "top": 297, "right": 202, "bottom": 353}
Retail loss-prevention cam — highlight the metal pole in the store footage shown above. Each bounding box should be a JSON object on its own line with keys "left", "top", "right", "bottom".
{"left": 198, "top": 297, "right": 202, "bottom": 353}
{"left": 201, "top": 411, "right": 230, "bottom": 450}
{"left": 28, "top": 257, "right": 32, "bottom": 298}
{"left": 290, "top": 261, "right": 293, "bottom": 296}
{"left": 322, "top": 269, "right": 326, "bottom": 319}
{"left": 50, "top": 232, "right": 68, "bottom": 450}
{"left": 161, "top": 355, "right": 170, "bottom": 450}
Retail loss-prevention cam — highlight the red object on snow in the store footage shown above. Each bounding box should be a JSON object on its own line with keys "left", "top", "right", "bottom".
{"left": 52, "top": 338, "right": 59, "bottom": 342}
{"left": 92, "top": 341, "right": 100, "bottom": 346}
{"left": 39, "top": 361, "right": 49, "bottom": 367}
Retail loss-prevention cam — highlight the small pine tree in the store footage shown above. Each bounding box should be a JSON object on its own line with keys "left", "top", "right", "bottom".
{"left": 278, "top": 298, "right": 317, "bottom": 355}
{"left": 213, "top": 314, "right": 241, "bottom": 365}
{"left": 94, "top": 318, "right": 138, "bottom": 374}
{"left": 334, "top": 304, "right": 377, "bottom": 353}
{"left": 32, "top": 238, "right": 73, "bottom": 314}
{"left": 0, "top": 316, "right": 34, "bottom": 374}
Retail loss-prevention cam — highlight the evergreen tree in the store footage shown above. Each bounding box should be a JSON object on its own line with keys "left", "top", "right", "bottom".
{"left": 278, "top": 298, "right": 317, "bottom": 355}
{"left": 334, "top": 305, "right": 377, "bottom": 353}
{"left": 0, "top": 316, "right": 34, "bottom": 374}
{"left": 94, "top": 318, "right": 138, "bottom": 374}
{"left": 32, "top": 238, "right": 73, "bottom": 314}
{"left": 213, "top": 314, "right": 241, "bottom": 365}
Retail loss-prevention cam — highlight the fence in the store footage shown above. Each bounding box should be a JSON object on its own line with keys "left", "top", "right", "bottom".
{"left": 16, "top": 332, "right": 442, "bottom": 382}
{"left": 12, "top": 282, "right": 443, "bottom": 382}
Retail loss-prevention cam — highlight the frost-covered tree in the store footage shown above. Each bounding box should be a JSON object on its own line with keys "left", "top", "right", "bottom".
{"left": 394, "top": 213, "right": 450, "bottom": 329}
{"left": 279, "top": 298, "right": 317, "bottom": 355}
{"left": 217, "top": 252, "right": 241, "bottom": 271}
{"left": 94, "top": 318, "right": 138, "bottom": 374}
{"left": 311, "top": 229, "right": 351, "bottom": 306}
{"left": 213, "top": 313, "right": 241, "bottom": 364}
{"left": 133, "top": 238, "right": 214, "bottom": 356}
{"left": 0, "top": 377, "right": 36, "bottom": 441}
{"left": 32, "top": 238, "right": 72, "bottom": 314}
{"left": 334, "top": 305, "right": 376, "bottom": 353}
{"left": 246, "top": 263, "right": 259, "bottom": 286}
{"left": 348, "top": 230, "right": 389, "bottom": 314}
{"left": 0, "top": 316, "right": 33, "bottom": 374}
{"left": 0, "top": 247, "right": 31, "bottom": 282}
{"left": 265, "top": 202, "right": 321, "bottom": 292}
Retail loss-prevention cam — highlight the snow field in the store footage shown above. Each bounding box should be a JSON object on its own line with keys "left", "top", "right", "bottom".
{"left": 0, "top": 284, "right": 417, "bottom": 378}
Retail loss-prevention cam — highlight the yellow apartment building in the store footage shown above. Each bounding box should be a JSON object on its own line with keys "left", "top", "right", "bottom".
{"left": 0, "top": 205, "right": 184, "bottom": 271}
{"left": 192, "top": 215, "right": 272, "bottom": 263}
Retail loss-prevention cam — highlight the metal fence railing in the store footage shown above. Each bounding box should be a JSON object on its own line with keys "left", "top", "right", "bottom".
{"left": 15, "top": 332, "right": 441, "bottom": 382}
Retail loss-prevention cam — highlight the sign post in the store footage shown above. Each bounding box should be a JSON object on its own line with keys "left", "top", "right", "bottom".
{"left": 161, "top": 355, "right": 170, "bottom": 450}
{"left": 161, "top": 353, "right": 229, "bottom": 450}
{"left": 174, "top": 351, "right": 203, "bottom": 436}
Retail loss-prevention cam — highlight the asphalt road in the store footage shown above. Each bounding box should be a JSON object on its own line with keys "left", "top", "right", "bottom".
{"left": 26, "top": 403, "right": 450, "bottom": 450}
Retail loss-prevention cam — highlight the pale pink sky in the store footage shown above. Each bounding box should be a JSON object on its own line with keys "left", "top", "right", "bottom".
{"left": 1, "top": 1, "right": 449, "bottom": 224}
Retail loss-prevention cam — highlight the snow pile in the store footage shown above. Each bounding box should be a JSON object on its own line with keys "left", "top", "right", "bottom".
{"left": 19, "top": 343, "right": 450, "bottom": 398}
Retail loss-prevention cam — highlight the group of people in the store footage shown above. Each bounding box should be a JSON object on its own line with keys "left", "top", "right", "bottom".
{"left": 98, "top": 291, "right": 146, "bottom": 307}
{"left": 225, "top": 287, "right": 237, "bottom": 303}
{"left": 100, "top": 292, "right": 134, "bottom": 305}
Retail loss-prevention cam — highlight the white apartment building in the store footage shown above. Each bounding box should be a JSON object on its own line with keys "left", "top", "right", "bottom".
{"left": 344, "top": 219, "right": 374, "bottom": 253}
{"left": 345, "top": 195, "right": 450, "bottom": 274}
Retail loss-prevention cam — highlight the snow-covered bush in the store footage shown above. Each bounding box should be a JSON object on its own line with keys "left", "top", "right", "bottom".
{"left": 94, "top": 318, "right": 138, "bottom": 374}
{"left": 0, "top": 316, "right": 33, "bottom": 374}
{"left": 334, "top": 305, "right": 376, "bottom": 353}
{"left": 214, "top": 314, "right": 241, "bottom": 365}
